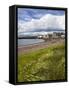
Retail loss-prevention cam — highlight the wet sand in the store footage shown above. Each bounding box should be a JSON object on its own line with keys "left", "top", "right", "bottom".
{"left": 18, "top": 39, "right": 65, "bottom": 54}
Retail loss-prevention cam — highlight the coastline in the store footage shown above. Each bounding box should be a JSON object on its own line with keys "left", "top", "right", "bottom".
{"left": 18, "top": 38, "right": 65, "bottom": 54}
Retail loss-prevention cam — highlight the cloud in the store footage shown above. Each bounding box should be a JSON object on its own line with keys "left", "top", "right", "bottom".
{"left": 18, "top": 8, "right": 65, "bottom": 22}
{"left": 18, "top": 13, "right": 65, "bottom": 35}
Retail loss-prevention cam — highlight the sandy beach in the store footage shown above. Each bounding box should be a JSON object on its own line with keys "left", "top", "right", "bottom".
{"left": 18, "top": 38, "right": 65, "bottom": 54}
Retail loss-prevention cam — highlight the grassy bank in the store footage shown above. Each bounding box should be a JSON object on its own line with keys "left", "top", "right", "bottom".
{"left": 18, "top": 42, "right": 65, "bottom": 82}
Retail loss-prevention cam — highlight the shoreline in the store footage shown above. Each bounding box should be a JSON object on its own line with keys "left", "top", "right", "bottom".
{"left": 18, "top": 39, "right": 65, "bottom": 54}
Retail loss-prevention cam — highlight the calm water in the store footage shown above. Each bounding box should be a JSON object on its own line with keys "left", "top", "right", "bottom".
{"left": 18, "top": 39, "right": 44, "bottom": 46}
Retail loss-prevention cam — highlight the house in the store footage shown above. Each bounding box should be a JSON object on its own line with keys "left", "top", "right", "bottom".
{"left": 37, "top": 31, "right": 65, "bottom": 40}
{"left": 61, "top": 35, "right": 65, "bottom": 38}
{"left": 37, "top": 35, "right": 43, "bottom": 39}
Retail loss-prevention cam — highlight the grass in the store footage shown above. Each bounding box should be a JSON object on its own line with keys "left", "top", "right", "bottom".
{"left": 18, "top": 42, "right": 65, "bottom": 82}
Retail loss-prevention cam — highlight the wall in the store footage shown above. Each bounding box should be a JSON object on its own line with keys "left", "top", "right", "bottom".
{"left": 0, "top": 0, "right": 69, "bottom": 90}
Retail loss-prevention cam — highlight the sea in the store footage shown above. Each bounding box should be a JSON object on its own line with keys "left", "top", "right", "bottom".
{"left": 18, "top": 39, "right": 44, "bottom": 46}
{"left": 18, "top": 30, "right": 65, "bottom": 47}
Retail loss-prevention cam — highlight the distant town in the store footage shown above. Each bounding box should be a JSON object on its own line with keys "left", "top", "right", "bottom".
{"left": 18, "top": 31, "right": 65, "bottom": 40}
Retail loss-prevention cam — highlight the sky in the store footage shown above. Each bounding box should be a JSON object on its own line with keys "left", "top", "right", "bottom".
{"left": 18, "top": 8, "right": 65, "bottom": 36}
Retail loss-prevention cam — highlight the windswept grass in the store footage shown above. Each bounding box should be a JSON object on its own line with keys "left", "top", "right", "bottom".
{"left": 18, "top": 43, "right": 65, "bottom": 82}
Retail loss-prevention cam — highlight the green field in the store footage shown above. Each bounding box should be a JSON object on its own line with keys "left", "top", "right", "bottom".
{"left": 18, "top": 43, "right": 65, "bottom": 82}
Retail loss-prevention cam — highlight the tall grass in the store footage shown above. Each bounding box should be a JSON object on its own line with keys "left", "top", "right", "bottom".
{"left": 18, "top": 43, "right": 65, "bottom": 82}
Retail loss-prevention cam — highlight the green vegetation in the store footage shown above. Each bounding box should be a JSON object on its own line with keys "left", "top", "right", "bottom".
{"left": 18, "top": 43, "right": 65, "bottom": 82}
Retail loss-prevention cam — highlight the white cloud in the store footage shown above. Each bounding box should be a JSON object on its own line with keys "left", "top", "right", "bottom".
{"left": 18, "top": 14, "right": 65, "bottom": 33}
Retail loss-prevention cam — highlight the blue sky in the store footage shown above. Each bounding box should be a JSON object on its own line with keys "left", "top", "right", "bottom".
{"left": 18, "top": 8, "right": 65, "bottom": 22}
{"left": 18, "top": 8, "right": 65, "bottom": 36}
